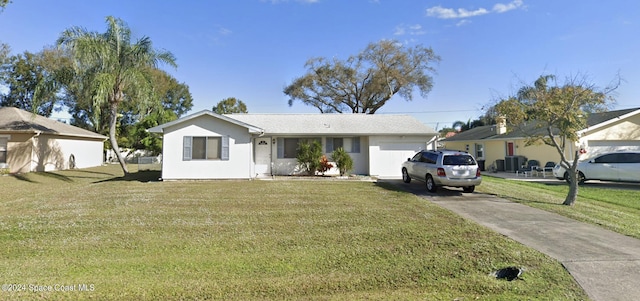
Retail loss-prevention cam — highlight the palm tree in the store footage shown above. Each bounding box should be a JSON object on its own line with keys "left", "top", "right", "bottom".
{"left": 58, "top": 16, "right": 177, "bottom": 175}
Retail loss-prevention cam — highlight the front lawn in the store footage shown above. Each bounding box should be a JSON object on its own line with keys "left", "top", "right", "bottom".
{"left": 0, "top": 166, "right": 588, "bottom": 300}
{"left": 477, "top": 176, "right": 640, "bottom": 239}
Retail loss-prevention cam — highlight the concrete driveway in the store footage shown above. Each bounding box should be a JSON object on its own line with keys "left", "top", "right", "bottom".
{"left": 384, "top": 179, "right": 640, "bottom": 301}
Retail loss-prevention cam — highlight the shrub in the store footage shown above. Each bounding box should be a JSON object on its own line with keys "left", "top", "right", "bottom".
{"left": 331, "top": 147, "right": 353, "bottom": 176}
{"left": 296, "top": 140, "right": 323, "bottom": 175}
{"left": 317, "top": 155, "right": 334, "bottom": 175}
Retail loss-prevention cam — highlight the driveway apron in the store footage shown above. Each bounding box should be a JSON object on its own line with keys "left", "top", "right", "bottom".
{"left": 390, "top": 180, "right": 640, "bottom": 301}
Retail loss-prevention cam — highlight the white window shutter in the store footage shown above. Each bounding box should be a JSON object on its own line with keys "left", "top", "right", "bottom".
{"left": 221, "top": 135, "right": 230, "bottom": 161}
{"left": 183, "top": 136, "right": 192, "bottom": 161}
{"left": 277, "top": 138, "right": 284, "bottom": 158}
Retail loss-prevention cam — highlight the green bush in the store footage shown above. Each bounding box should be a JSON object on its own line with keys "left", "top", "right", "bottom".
{"left": 331, "top": 147, "right": 353, "bottom": 176}
{"left": 296, "top": 140, "right": 323, "bottom": 175}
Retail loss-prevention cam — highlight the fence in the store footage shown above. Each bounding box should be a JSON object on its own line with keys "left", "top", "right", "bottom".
{"left": 137, "top": 156, "right": 162, "bottom": 171}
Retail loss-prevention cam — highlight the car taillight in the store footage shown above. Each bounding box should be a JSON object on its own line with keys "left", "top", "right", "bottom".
{"left": 437, "top": 168, "right": 446, "bottom": 177}
{"left": 476, "top": 169, "right": 481, "bottom": 177}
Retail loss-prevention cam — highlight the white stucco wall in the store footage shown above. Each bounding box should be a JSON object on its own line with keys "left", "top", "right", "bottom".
{"left": 368, "top": 135, "right": 434, "bottom": 178}
{"left": 160, "top": 115, "right": 254, "bottom": 180}
{"left": 31, "top": 135, "right": 104, "bottom": 172}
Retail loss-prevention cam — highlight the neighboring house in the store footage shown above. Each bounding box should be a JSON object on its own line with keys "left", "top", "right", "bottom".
{"left": 147, "top": 110, "right": 438, "bottom": 180}
{"left": 0, "top": 107, "right": 107, "bottom": 173}
{"left": 443, "top": 108, "right": 640, "bottom": 171}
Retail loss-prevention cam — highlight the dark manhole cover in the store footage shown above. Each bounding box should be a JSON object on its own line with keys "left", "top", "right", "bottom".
{"left": 491, "top": 266, "right": 523, "bottom": 281}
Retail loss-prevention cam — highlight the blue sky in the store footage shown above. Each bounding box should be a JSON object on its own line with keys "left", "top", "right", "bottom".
{"left": 1, "top": 0, "right": 639, "bottom": 129}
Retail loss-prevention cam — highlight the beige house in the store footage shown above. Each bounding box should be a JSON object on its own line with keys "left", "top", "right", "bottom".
{"left": 0, "top": 107, "right": 107, "bottom": 173}
{"left": 443, "top": 108, "right": 640, "bottom": 172}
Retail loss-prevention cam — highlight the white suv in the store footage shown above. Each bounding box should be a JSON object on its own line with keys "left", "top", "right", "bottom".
{"left": 553, "top": 151, "right": 640, "bottom": 184}
{"left": 401, "top": 150, "right": 482, "bottom": 193}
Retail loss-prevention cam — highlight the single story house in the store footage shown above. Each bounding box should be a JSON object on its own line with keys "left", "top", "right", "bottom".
{"left": 443, "top": 107, "right": 640, "bottom": 171}
{"left": 0, "top": 107, "right": 107, "bottom": 173}
{"left": 147, "top": 110, "right": 438, "bottom": 180}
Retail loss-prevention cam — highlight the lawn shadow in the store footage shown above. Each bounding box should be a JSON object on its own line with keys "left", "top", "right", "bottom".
{"left": 39, "top": 171, "right": 74, "bottom": 182}
{"left": 93, "top": 170, "right": 162, "bottom": 183}
{"left": 11, "top": 171, "right": 74, "bottom": 183}
{"left": 12, "top": 173, "right": 39, "bottom": 183}
{"left": 375, "top": 179, "right": 467, "bottom": 197}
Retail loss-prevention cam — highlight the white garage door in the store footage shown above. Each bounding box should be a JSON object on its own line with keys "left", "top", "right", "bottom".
{"left": 587, "top": 140, "right": 640, "bottom": 156}
{"left": 372, "top": 142, "right": 427, "bottom": 178}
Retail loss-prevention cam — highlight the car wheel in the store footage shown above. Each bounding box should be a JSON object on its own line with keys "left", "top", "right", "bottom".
{"left": 577, "top": 171, "right": 586, "bottom": 185}
{"left": 426, "top": 175, "right": 437, "bottom": 193}
{"left": 563, "top": 172, "right": 570, "bottom": 184}
{"left": 463, "top": 186, "right": 475, "bottom": 193}
{"left": 402, "top": 168, "right": 411, "bottom": 183}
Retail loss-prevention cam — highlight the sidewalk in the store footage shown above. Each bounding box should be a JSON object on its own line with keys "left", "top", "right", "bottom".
{"left": 388, "top": 180, "right": 640, "bottom": 301}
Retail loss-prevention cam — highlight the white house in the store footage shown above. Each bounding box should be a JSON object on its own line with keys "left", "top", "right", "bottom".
{"left": 148, "top": 110, "right": 438, "bottom": 180}
{"left": 0, "top": 107, "right": 107, "bottom": 173}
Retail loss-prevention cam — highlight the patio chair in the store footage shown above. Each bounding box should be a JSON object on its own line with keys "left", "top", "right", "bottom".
{"left": 541, "top": 161, "right": 556, "bottom": 178}
{"left": 516, "top": 160, "right": 540, "bottom": 177}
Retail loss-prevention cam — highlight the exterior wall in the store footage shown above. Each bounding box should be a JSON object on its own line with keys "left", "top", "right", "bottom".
{"left": 580, "top": 113, "right": 640, "bottom": 157}
{"left": 161, "top": 115, "right": 254, "bottom": 180}
{"left": 3, "top": 133, "right": 34, "bottom": 173}
{"left": 369, "top": 135, "right": 434, "bottom": 178}
{"left": 445, "top": 139, "right": 568, "bottom": 171}
{"left": 34, "top": 135, "right": 104, "bottom": 171}
{"left": 270, "top": 136, "right": 370, "bottom": 176}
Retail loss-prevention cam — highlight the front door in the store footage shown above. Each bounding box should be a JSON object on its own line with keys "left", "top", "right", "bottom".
{"left": 255, "top": 137, "right": 272, "bottom": 177}
{"left": 506, "top": 142, "right": 515, "bottom": 156}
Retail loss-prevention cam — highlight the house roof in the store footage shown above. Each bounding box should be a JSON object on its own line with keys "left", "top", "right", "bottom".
{"left": 580, "top": 107, "right": 640, "bottom": 134}
{"left": 0, "top": 107, "right": 107, "bottom": 140}
{"left": 148, "top": 110, "right": 437, "bottom": 136}
{"left": 444, "top": 107, "right": 640, "bottom": 142}
{"left": 226, "top": 113, "right": 437, "bottom": 136}
{"left": 147, "top": 110, "right": 264, "bottom": 134}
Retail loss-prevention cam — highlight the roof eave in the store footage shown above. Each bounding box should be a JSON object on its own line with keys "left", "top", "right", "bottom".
{"left": 578, "top": 108, "right": 640, "bottom": 135}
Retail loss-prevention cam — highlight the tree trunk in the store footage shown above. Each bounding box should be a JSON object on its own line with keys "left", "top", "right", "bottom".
{"left": 108, "top": 101, "right": 129, "bottom": 175}
{"left": 562, "top": 151, "right": 580, "bottom": 206}
{"left": 563, "top": 178, "right": 579, "bottom": 205}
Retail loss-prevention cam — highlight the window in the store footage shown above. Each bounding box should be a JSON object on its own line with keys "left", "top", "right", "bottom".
{"left": 443, "top": 155, "right": 476, "bottom": 166}
{"left": 475, "top": 143, "right": 484, "bottom": 159}
{"left": 0, "top": 137, "right": 7, "bottom": 164}
{"left": 183, "top": 136, "right": 229, "bottom": 161}
{"left": 326, "top": 137, "right": 360, "bottom": 153}
{"left": 594, "top": 154, "right": 618, "bottom": 164}
{"left": 277, "top": 138, "right": 321, "bottom": 158}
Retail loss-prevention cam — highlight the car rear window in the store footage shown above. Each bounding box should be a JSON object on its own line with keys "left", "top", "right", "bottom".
{"left": 443, "top": 155, "right": 476, "bottom": 166}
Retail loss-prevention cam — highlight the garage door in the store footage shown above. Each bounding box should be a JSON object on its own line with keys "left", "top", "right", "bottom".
{"left": 372, "top": 142, "right": 427, "bottom": 178}
{"left": 587, "top": 140, "right": 640, "bottom": 156}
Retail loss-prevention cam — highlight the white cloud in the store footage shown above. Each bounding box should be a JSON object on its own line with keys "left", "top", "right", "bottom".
{"left": 218, "top": 27, "right": 232, "bottom": 36}
{"left": 456, "top": 20, "right": 471, "bottom": 27}
{"left": 426, "top": 6, "right": 488, "bottom": 19}
{"left": 394, "top": 24, "right": 426, "bottom": 36}
{"left": 426, "top": 0, "right": 524, "bottom": 19}
{"left": 493, "top": 0, "right": 524, "bottom": 13}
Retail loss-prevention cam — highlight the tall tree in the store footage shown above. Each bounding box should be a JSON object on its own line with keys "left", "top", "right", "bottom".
{"left": 213, "top": 97, "right": 247, "bottom": 114}
{"left": 0, "top": 48, "right": 68, "bottom": 116}
{"left": 0, "top": 0, "right": 10, "bottom": 10}
{"left": 58, "top": 16, "right": 177, "bottom": 175}
{"left": 284, "top": 40, "right": 440, "bottom": 114}
{"left": 495, "top": 74, "right": 617, "bottom": 206}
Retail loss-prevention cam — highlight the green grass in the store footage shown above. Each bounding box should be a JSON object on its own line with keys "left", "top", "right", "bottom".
{"left": 477, "top": 176, "right": 640, "bottom": 239}
{"left": 0, "top": 166, "right": 588, "bottom": 300}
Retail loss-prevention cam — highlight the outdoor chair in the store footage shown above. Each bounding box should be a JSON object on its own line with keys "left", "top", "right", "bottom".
{"left": 516, "top": 160, "right": 540, "bottom": 177}
{"left": 541, "top": 161, "right": 556, "bottom": 178}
